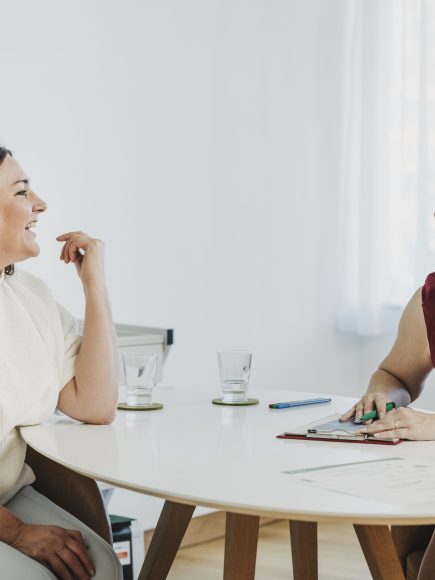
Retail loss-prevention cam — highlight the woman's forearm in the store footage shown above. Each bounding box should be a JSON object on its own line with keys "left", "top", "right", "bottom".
{"left": 0, "top": 506, "right": 23, "bottom": 544}
{"left": 56, "top": 234, "right": 120, "bottom": 423}
{"left": 341, "top": 367, "right": 414, "bottom": 422}
{"left": 366, "top": 368, "right": 413, "bottom": 407}
{"left": 73, "top": 280, "right": 119, "bottom": 421}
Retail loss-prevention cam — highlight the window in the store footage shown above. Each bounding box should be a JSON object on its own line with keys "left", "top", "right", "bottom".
{"left": 336, "top": 0, "right": 435, "bottom": 335}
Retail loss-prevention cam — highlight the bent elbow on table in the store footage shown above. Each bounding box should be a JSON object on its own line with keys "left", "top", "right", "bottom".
{"left": 57, "top": 376, "right": 118, "bottom": 425}
{"left": 84, "top": 407, "right": 117, "bottom": 425}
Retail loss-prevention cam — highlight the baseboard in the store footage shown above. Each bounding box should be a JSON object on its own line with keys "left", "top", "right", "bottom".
{"left": 144, "top": 511, "right": 280, "bottom": 550}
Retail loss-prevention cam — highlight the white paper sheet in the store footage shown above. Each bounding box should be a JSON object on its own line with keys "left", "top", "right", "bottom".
{"left": 284, "top": 457, "right": 435, "bottom": 505}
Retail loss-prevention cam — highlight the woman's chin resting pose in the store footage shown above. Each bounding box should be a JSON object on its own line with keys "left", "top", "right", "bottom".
{"left": 0, "top": 147, "right": 122, "bottom": 579}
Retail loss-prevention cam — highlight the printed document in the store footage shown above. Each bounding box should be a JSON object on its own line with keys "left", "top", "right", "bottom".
{"left": 284, "top": 457, "right": 435, "bottom": 505}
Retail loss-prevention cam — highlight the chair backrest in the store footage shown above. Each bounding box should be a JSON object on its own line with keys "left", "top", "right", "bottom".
{"left": 25, "top": 446, "right": 112, "bottom": 544}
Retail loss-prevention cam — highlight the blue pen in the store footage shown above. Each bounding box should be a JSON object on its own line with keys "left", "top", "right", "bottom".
{"left": 269, "top": 397, "right": 332, "bottom": 409}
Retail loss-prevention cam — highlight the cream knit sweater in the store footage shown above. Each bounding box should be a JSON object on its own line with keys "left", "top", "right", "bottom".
{"left": 0, "top": 268, "right": 80, "bottom": 505}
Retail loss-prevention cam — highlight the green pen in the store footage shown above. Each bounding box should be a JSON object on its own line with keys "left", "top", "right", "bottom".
{"left": 356, "top": 401, "right": 396, "bottom": 423}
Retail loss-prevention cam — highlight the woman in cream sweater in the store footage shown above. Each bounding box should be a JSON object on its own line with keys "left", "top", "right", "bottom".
{"left": 0, "top": 147, "right": 122, "bottom": 579}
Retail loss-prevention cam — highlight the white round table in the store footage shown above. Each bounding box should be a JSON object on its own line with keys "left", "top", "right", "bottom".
{"left": 21, "top": 387, "right": 435, "bottom": 580}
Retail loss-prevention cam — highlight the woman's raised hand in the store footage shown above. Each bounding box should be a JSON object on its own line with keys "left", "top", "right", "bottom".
{"left": 56, "top": 232, "right": 105, "bottom": 287}
{"left": 10, "top": 522, "right": 94, "bottom": 579}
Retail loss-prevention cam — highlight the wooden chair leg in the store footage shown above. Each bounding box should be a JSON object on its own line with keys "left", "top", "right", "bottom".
{"left": 354, "top": 524, "right": 405, "bottom": 580}
{"left": 138, "top": 500, "right": 195, "bottom": 580}
{"left": 224, "top": 512, "right": 260, "bottom": 580}
{"left": 289, "top": 520, "right": 318, "bottom": 580}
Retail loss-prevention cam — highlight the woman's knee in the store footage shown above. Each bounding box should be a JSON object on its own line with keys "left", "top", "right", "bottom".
{"left": 86, "top": 533, "right": 123, "bottom": 580}
{"left": 0, "top": 541, "right": 56, "bottom": 579}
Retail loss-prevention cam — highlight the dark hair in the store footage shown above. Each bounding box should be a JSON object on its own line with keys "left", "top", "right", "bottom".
{"left": 0, "top": 147, "right": 15, "bottom": 276}
{"left": 0, "top": 147, "right": 12, "bottom": 165}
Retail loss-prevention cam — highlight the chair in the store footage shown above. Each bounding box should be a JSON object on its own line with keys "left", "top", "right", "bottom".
{"left": 25, "top": 446, "right": 112, "bottom": 544}
{"left": 391, "top": 525, "right": 435, "bottom": 580}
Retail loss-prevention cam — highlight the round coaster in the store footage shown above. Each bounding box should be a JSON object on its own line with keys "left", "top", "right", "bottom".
{"left": 212, "top": 398, "right": 259, "bottom": 406}
{"left": 117, "top": 402, "right": 164, "bottom": 411}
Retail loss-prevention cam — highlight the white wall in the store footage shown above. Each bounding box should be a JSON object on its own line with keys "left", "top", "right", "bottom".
{"left": 1, "top": 0, "right": 387, "bottom": 399}
{"left": 5, "top": 0, "right": 435, "bottom": 530}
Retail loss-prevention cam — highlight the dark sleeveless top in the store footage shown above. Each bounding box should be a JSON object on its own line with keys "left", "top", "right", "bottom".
{"left": 422, "top": 273, "right": 435, "bottom": 367}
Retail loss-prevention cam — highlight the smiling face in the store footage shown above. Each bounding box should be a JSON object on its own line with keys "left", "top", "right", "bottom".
{"left": 0, "top": 155, "right": 47, "bottom": 270}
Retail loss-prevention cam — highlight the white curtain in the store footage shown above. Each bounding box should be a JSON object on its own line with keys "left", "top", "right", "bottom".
{"left": 336, "top": 0, "right": 435, "bottom": 335}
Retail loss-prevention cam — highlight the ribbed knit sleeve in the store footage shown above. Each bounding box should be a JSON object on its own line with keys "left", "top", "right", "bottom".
{"left": 56, "top": 302, "right": 81, "bottom": 389}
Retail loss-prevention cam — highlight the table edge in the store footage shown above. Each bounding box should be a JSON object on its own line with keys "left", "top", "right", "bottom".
{"left": 22, "top": 437, "right": 435, "bottom": 526}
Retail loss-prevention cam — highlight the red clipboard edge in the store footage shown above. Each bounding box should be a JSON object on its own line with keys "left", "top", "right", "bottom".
{"left": 276, "top": 433, "right": 403, "bottom": 445}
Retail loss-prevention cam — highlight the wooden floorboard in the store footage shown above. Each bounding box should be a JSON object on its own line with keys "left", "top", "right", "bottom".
{"left": 168, "top": 520, "right": 372, "bottom": 579}
{"left": 145, "top": 511, "right": 278, "bottom": 550}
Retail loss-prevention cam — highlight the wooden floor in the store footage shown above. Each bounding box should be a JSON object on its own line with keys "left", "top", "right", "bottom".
{"left": 168, "top": 520, "right": 372, "bottom": 579}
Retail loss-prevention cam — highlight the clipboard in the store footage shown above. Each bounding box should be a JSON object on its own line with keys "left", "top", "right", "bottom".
{"left": 276, "top": 413, "right": 403, "bottom": 445}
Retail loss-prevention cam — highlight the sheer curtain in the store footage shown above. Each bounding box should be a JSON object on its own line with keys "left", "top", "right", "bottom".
{"left": 336, "top": 0, "right": 435, "bottom": 335}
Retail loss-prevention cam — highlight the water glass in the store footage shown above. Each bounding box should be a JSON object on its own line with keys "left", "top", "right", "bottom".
{"left": 122, "top": 351, "right": 159, "bottom": 407}
{"left": 218, "top": 351, "right": 252, "bottom": 403}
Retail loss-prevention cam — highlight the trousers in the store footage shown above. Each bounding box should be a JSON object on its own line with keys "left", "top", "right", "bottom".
{"left": 0, "top": 485, "right": 123, "bottom": 579}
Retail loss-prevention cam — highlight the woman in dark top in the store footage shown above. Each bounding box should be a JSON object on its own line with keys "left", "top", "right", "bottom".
{"left": 341, "top": 273, "right": 435, "bottom": 579}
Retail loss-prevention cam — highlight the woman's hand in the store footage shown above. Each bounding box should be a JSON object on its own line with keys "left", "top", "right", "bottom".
{"left": 340, "top": 392, "right": 392, "bottom": 423}
{"left": 56, "top": 232, "right": 105, "bottom": 287}
{"left": 10, "top": 523, "right": 94, "bottom": 579}
{"left": 358, "top": 407, "right": 435, "bottom": 440}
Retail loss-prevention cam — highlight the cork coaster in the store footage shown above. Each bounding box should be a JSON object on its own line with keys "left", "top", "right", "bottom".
{"left": 117, "top": 402, "right": 164, "bottom": 411}
{"left": 212, "top": 398, "right": 259, "bottom": 406}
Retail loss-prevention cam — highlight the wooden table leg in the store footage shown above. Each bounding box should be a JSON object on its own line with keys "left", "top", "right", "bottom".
{"left": 138, "top": 500, "right": 195, "bottom": 580}
{"left": 289, "top": 520, "right": 318, "bottom": 580}
{"left": 224, "top": 512, "right": 260, "bottom": 580}
{"left": 354, "top": 524, "right": 405, "bottom": 580}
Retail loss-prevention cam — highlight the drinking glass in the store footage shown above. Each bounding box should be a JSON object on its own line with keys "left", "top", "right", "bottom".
{"left": 122, "top": 351, "right": 159, "bottom": 407}
{"left": 218, "top": 351, "right": 252, "bottom": 403}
